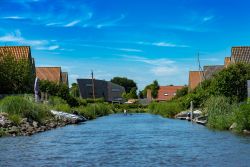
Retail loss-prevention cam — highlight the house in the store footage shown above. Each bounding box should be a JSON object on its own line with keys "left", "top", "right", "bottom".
{"left": 36, "top": 67, "right": 68, "bottom": 86}
{"left": 77, "top": 79, "right": 125, "bottom": 103}
{"left": 188, "top": 71, "right": 203, "bottom": 91}
{"left": 0, "top": 46, "right": 36, "bottom": 94}
{"left": 203, "top": 65, "right": 224, "bottom": 80}
{"left": 0, "top": 46, "right": 35, "bottom": 74}
{"left": 224, "top": 46, "right": 250, "bottom": 67}
{"left": 156, "top": 86, "right": 184, "bottom": 101}
{"left": 61, "top": 72, "right": 69, "bottom": 86}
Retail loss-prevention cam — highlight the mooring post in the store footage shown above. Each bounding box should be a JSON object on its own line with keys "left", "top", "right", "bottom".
{"left": 190, "top": 101, "right": 193, "bottom": 121}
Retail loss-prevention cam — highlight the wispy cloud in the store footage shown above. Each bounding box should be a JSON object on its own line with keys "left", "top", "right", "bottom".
{"left": 64, "top": 20, "right": 81, "bottom": 27}
{"left": 202, "top": 16, "right": 214, "bottom": 22}
{"left": 138, "top": 41, "right": 189, "bottom": 48}
{"left": 80, "top": 44, "right": 142, "bottom": 52}
{"left": 96, "top": 14, "right": 125, "bottom": 29}
{"left": 0, "top": 30, "right": 60, "bottom": 51}
{"left": 2, "top": 16, "right": 25, "bottom": 20}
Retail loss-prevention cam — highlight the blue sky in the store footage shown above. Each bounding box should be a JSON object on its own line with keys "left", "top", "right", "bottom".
{"left": 1, "top": 0, "right": 250, "bottom": 90}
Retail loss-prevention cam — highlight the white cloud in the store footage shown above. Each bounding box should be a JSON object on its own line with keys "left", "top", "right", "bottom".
{"left": 95, "top": 14, "right": 125, "bottom": 29}
{"left": 2, "top": 16, "right": 25, "bottom": 20}
{"left": 0, "top": 30, "right": 61, "bottom": 51}
{"left": 118, "top": 48, "right": 142, "bottom": 52}
{"left": 150, "top": 66, "right": 179, "bottom": 76}
{"left": 138, "top": 41, "right": 189, "bottom": 48}
{"left": 203, "top": 16, "right": 214, "bottom": 22}
{"left": 64, "top": 20, "right": 81, "bottom": 27}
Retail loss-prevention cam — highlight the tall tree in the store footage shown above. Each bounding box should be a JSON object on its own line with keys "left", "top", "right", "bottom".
{"left": 111, "top": 77, "right": 137, "bottom": 93}
{"left": 143, "top": 80, "right": 160, "bottom": 99}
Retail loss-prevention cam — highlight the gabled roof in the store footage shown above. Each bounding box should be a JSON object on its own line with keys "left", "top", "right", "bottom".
{"left": 156, "top": 86, "right": 184, "bottom": 101}
{"left": 61, "top": 72, "right": 68, "bottom": 86}
{"left": 0, "top": 46, "right": 31, "bottom": 60}
{"left": 231, "top": 46, "right": 250, "bottom": 63}
{"left": 36, "top": 67, "right": 62, "bottom": 83}
{"left": 203, "top": 65, "right": 224, "bottom": 79}
{"left": 189, "top": 71, "right": 203, "bottom": 90}
{"left": 224, "top": 57, "right": 231, "bottom": 68}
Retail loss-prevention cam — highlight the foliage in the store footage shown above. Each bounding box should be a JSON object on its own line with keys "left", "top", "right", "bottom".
{"left": 70, "top": 83, "right": 80, "bottom": 98}
{"left": 112, "top": 103, "right": 148, "bottom": 113}
{"left": 148, "top": 101, "right": 183, "bottom": 118}
{"left": 143, "top": 80, "right": 159, "bottom": 99}
{"left": 111, "top": 77, "right": 137, "bottom": 93}
{"left": 8, "top": 114, "right": 21, "bottom": 125}
{"left": 48, "top": 96, "right": 71, "bottom": 112}
{"left": 39, "top": 80, "right": 79, "bottom": 107}
{"left": 0, "top": 96, "right": 52, "bottom": 124}
{"left": 234, "top": 103, "right": 250, "bottom": 131}
{"left": 204, "top": 96, "right": 236, "bottom": 130}
{"left": 175, "top": 86, "right": 188, "bottom": 99}
{"left": 138, "top": 90, "right": 144, "bottom": 99}
{"left": 122, "top": 87, "right": 138, "bottom": 100}
{"left": 85, "top": 98, "right": 105, "bottom": 103}
{"left": 74, "top": 103, "right": 113, "bottom": 120}
{"left": 209, "top": 63, "right": 250, "bottom": 102}
{"left": 0, "top": 50, "right": 35, "bottom": 94}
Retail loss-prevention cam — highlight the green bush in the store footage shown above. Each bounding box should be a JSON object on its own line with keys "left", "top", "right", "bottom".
{"left": 74, "top": 103, "right": 113, "bottom": 120}
{"left": 0, "top": 96, "right": 51, "bottom": 123}
{"left": 234, "top": 103, "right": 250, "bottom": 131}
{"left": 149, "top": 101, "right": 183, "bottom": 118}
{"left": 48, "top": 96, "right": 71, "bottom": 113}
{"left": 205, "top": 96, "right": 236, "bottom": 130}
{"left": 8, "top": 114, "right": 21, "bottom": 125}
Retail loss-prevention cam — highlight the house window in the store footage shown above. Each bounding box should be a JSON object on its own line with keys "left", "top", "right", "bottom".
{"left": 173, "top": 93, "right": 176, "bottom": 96}
{"left": 164, "top": 93, "right": 168, "bottom": 96}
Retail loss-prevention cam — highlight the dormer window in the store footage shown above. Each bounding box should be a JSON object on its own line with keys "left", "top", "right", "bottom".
{"left": 164, "top": 93, "right": 168, "bottom": 96}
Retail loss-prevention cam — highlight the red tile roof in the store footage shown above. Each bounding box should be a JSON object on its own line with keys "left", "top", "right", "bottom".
{"left": 36, "top": 67, "right": 62, "bottom": 83}
{"left": 189, "top": 71, "right": 203, "bottom": 90}
{"left": 61, "top": 72, "right": 68, "bottom": 86}
{"left": 156, "top": 86, "right": 184, "bottom": 101}
{"left": 231, "top": 46, "right": 250, "bottom": 63}
{"left": 0, "top": 46, "right": 31, "bottom": 60}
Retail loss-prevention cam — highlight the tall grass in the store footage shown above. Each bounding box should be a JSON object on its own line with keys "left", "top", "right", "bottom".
{"left": 0, "top": 96, "right": 52, "bottom": 124}
{"left": 149, "top": 101, "right": 183, "bottom": 118}
{"left": 234, "top": 103, "right": 250, "bottom": 131}
{"left": 48, "top": 96, "right": 71, "bottom": 113}
{"left": 204, "top": 96, "right": 236, "bottom": 130}
{"left": 73, "top": 103, "right": 113, "bottom": 120}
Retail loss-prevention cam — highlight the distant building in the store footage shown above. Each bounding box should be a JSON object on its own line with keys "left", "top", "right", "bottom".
{"left": 61, "top": 72, "right": 69, "bottom": 86}
{"left": 224, "top": 47, "right": 250, "bottom": 67}
{"left": 156, "top": 86, "right": 184, "bottom": 101}
{"left": 188, "top": 71, "right": 203, "bottom": 91}
{"left": 36, "top": 67, "right": 68, "bottom": 86}
{"left": 0, "top": 46, "right": 35, "bottom": 75}
{"left": 203, "top": 65, "right": 224, "bottom": 80}
{"left": 77, "top": 79, "right": 125, "bottom": 102}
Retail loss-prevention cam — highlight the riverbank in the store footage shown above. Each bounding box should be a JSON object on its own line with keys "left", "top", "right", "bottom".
{"left": 0, "top": 112, "right": 83, "bottom": 137}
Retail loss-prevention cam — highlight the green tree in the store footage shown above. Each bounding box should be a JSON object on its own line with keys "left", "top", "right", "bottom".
{"left": 0, "top": 50, "right": 35, "bottom": 94}
{"left": 70, "top": 83, "right": 80, "bottom": 98}
{"left": 111, "top": 77, "right": 137, "bottom": 93}
{"left": 122, "top": 87, "right": 138, "bottom": 100}
{"left": 143, "top": 80, "right": 160, "bottom": 99}
{"left": 175, "top": 86, "right": 188, "bottom": 98}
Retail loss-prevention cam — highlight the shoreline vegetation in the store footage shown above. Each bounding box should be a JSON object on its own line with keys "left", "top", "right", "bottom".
{"left": 1, "top": 60, "right": 250, "bottom": 137}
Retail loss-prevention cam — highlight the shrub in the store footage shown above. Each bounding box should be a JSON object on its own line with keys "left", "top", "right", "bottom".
{"left": 48, "top": 96, "right": 71, "bottom": 113}
{"left": 0, "top": 96, "right": 51, "bottom": 123}
{"left": 205, "top": 96, "right": 236, "bottom": 130}
{"left": 74, "top": 103, "right": 113, "bottom": 120}
{"left": 149, "top": 101, "right": 183, "bottom": 118}
{"left": 8, "top": 114, "right": 21, "bottom": 125}
{"left": 234, "top": 103, "right": 250, "bottom": 131}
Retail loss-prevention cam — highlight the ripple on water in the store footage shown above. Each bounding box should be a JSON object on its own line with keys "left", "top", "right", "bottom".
{"left": 1, "top": 113, "right": 250, "bottom": 167}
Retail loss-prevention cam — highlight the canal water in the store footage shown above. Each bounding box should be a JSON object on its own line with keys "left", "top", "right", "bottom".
{"left": 1, "top": 113, "right": 250, "bottom": 167}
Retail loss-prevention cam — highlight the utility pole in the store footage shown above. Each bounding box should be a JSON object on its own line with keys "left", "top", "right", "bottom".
{"left": 91, "top": 70, "right": 95, "bottom": 100}
{"left": 197, "top": 52, "right": 205, "bottom": 89}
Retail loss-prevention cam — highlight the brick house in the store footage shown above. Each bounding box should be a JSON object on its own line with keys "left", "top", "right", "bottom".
{"left": 36, "top": 67, "right": 69, "bottom": 86}
{"left": 156, "top": 86, "right": 184, "bottom": 101}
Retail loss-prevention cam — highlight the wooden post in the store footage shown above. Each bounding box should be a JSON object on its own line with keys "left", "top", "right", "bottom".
{"left": 190, "top": 101, "right": 193, "bottom": 121}
{"left": 91, "top": 70, "right": 95, "bottom": 100}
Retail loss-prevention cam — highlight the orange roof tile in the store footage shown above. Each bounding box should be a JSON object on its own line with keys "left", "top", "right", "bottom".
{"left": 0, "top": 46, "right": 31, "bottom": 60}
{"left": 156, "top": 86, "right": 184, "bottom": 101}
{"left": 224, "top": 57, "right": 231, "bottom": 68}
{"left": 189, "top": 71, "right": 203, "bottom": 90}
{"left": 36, "top": 67, "right": 62, "bottom": 83}
{"left": 231, "top": 46, "right": 250, "bottom": 63}
{"left": 61, "top": 72, "right": 68, "bottom": 86}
